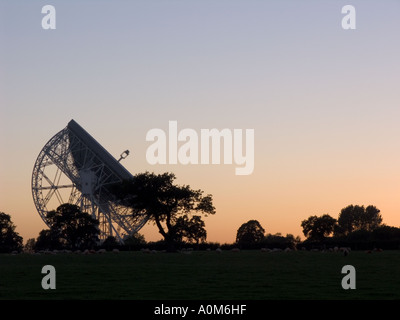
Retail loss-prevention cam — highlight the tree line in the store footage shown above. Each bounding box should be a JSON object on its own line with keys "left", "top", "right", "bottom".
{"left": 300, "top": 205, "right": 400, "bottom": 250}
{"left": 1, "top": 172, "right": 400, "bottom": 253}
{"left": 234, "top": 205, "right": 400, "bottom": 250}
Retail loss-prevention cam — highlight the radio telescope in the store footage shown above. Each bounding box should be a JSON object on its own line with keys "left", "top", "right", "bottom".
{"left": 31, "top": 119, "right": 147, "bottom": 241}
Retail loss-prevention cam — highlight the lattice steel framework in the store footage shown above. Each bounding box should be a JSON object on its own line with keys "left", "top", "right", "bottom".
{"left": 31, "top": 120, "right": 148, "bottom": 241}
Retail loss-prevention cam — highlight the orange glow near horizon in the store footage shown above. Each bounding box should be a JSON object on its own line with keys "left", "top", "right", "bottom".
{"left": 3, "top": 157, "right": 400, "bottom": 245}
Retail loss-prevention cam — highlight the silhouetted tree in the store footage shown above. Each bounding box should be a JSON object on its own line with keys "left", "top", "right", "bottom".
{"left": 111, "top": 172, "right": 215, "bottom": 251}
{"left": 301, "top": 214, "right": 337, "bottom": 241}
{"left": 0, "top": 212, "right": 23, "bottom": 253}
{"left": 45, "top": 203, "right": 100, "bottom": 250}
{"left": 35, "top": 229, "right": 62, "bottom": 251}
{"left": 24, "top": 238, "right": 36, "bottom": 253}
{"left": 372, "top": 225, "right": 400, "bottom": 241}
{"left": 335, "top": 205, "right": 382, "bottom": 236}
{"left": 236, "top": 220, "right": 265, "bottom": 246}
{"left": 123, "top": 232, "right": 146, "bottom": 250}
{"left": 102, "top": 236, "right": 119, "bottom": 250}
{"left": 174, "top": 215, "right": 207, "bottom": 244}
{"left": 262, "top": 233, "right": 300, "bottom": 249}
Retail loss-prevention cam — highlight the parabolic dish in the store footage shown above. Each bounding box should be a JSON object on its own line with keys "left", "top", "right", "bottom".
{"left": 31, "top": 119, "right": 147, "bottom": 241}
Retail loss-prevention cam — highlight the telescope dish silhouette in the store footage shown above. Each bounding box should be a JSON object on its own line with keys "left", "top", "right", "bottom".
{"left": 31, "top": 119, "right": 147, "bottom": 241}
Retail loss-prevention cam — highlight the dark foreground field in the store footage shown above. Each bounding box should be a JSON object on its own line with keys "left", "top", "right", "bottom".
{"left": 0, "top": 250, "right": 399, "bottom": 300}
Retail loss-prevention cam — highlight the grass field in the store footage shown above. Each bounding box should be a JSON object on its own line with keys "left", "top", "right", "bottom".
{"left": 0, "top": 250, "right": 399, "bottom": 300}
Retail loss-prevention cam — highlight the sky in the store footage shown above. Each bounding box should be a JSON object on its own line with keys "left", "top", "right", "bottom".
{"left": 1, "top": 0, "right": 400, "bottom": 244}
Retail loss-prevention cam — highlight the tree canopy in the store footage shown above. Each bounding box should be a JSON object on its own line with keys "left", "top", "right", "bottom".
{"left": 173, "top": 215, "right": 207, "bottom": 244}
{"left": 0, "top": 212, "right": 23, "bottom": 253}
{"left": 236, "top": 220, "right": 265, "bottom": 246}
{"left": 36, "top": 203, "right": 100, "bottom": 250}
{"left": 111, "top": 171, "right": 215, "bottom": 249}
{"left": 335, "top": 205, "right": 382, "bottom": 236}
{"left": 301, "top": 214, "right": 337, "bottom": 241}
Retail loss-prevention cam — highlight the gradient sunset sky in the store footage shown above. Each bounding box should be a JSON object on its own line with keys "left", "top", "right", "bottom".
{"left": 1, "top": 0, "right": 400, "bottom": 244}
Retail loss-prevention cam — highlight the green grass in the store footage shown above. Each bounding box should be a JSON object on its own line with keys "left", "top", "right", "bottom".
{"left": 0, "top": 250, "right": 399, "bottom": 300}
